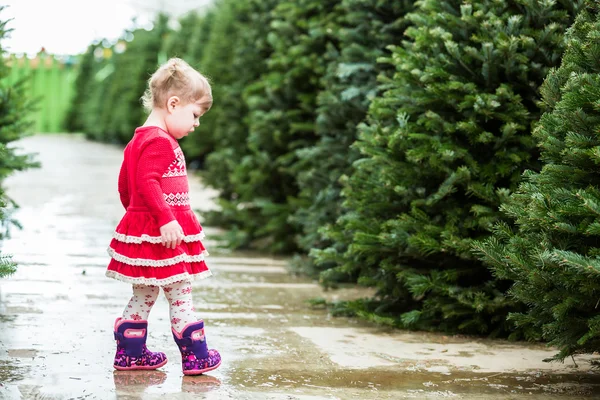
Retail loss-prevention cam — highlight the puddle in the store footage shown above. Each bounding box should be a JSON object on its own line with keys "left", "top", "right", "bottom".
{"left": 0, "top": 359, "right": 29, "bottom": 383}
{"left": 226, "top": 366, "right": 600, "bottom": 397}
{"left": 0, "top": 314, "right": 16, "bottom": 323}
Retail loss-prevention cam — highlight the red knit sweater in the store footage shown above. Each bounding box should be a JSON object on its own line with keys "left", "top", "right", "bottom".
{"left": 118, "top": 126, "right": 190, "bottom": 227}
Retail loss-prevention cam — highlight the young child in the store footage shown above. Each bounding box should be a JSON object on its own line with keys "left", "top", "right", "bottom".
{"left": 105, "top": 57, "right": 221, "bottom": 375}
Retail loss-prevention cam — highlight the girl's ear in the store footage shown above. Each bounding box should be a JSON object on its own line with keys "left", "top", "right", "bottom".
{"left": 167, "top": 96, "right": 180, "bottom": 113}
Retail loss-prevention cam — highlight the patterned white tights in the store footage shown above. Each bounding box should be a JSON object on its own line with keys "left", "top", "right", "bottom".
{"left": 162, "top": 280, "right": 197, "bottom": 333}
{"left": 122, "top": 284, "right": 159, "bottom": 321}
{"left": 122, "top": 280, "right": 197, "bottom": 333}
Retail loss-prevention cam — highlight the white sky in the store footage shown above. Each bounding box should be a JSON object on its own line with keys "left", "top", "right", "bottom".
{"left": 1, "top": 0, "right": 213, "bottom": 56}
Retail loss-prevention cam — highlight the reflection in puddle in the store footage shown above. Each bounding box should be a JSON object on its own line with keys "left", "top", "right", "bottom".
{"left": 181, "top": 374, "right": 222, "bottom": 394}
{"left": 0, "top": 314, "right": 16, "bottom": 323}
{"left": 112, "top": 370, "right": 222, "bottom": 398}
{"left": 0, "top": 359, "right": 29, "bottom": 383}
{"left": 113, "top": 370, "right": 168, "bottom": 388}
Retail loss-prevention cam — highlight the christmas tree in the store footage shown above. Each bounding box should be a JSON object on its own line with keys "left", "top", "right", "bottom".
{"left": 64, "top": 43, "right": 100, "bottom": 133}
{"left": 317, "top": 0, "right": 582, "bottom": 335}
{"left": 474, "top": 2, "right": 600, "bottom": 359}
{"left": 104, "top": 13, "right": 171, "bottom": 143}
{"left": 200, "top": 0, "right": 278, "bottom": 195}
{"left": 172, "top": 8, "right": 215, "bottom": 165}
{"left": 204, "top": 0, "right": 340, "bottom": 253}
{"left": 0, "top": 8, "right": 38, "bottom": 277}
{"left": 163, "top": 11, "right": 202, "bottom": 60}
{"left": 292, "top": 0, "right": 413, "bottom": 279}
{"left": 67, "top": 14, "right": 171, "bottom": 144}
{"left": 182, "top": 0, "right": 281, "bottom": 251}
{"left": 180, "top": 0, "right": 252, "bottom": 169}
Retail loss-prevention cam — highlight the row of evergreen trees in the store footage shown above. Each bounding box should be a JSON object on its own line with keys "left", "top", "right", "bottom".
{"left": 0, "top": 7, "right": 38, "bottom": 278}
{"left": 66, "top": 0, "right": 600, "bottom": 360}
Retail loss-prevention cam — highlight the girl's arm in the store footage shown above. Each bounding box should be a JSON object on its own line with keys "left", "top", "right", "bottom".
{"left": 117, "top": 157, "right": 130, "bottom": 210}
{"left": 136, "top": 137, "right": 176, "bottom": 227}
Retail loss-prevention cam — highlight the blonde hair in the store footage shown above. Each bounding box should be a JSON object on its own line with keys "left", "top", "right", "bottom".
{"left": 141, "top": 57, "right": 212, "bottom": 112}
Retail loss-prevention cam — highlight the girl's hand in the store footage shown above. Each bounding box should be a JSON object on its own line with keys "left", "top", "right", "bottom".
{"left": 160, "top": 220, "right": 184, "bottom": 249}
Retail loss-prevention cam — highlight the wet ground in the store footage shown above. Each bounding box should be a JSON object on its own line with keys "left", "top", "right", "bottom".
{"left": 0, "top": 134, "right": 600, "bottom": 400}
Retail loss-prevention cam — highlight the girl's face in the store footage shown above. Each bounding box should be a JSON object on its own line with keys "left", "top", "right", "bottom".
{"left": 165, "top": 95, "right": 211, "bottom": 140}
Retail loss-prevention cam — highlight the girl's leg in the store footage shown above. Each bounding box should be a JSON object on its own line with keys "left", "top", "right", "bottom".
{"left": 164, "top": 279, "right": 221, "bottom": 375}
{"left": 162, "top": 280, "right": 196, "bottom": 332}
{"left": 113, "top": 283, "right": 166, "bottom": 370}
{"left": 122, "top": 284, "right": 159, "bottom": 321}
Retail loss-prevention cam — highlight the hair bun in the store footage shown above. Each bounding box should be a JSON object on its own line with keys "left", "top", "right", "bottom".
{"left": 142, "top": 57, "right": 211, "bottom": 112}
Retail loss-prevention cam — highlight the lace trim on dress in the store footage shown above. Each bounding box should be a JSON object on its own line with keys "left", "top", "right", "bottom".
{"left": 113, "top": 231, "right": 205, "bottom": 244}
{"left": 105, "top": 269, "right": 212, "bottom": 286}
{"left": 107, "top": 247, "right": 209, "bottom": 267}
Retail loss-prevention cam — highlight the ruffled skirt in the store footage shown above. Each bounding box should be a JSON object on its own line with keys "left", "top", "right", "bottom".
{"left": 106, "top": 209, "right": 211, "bottom": 286}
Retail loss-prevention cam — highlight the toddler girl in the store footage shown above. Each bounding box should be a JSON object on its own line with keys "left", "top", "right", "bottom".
{"left": 106, "top": 57, "right": 221, "bottom": 375}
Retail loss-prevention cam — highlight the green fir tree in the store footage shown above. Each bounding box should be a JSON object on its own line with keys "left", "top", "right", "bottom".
{"left": 292, "top": 0, "right": 413, "bottom": 279}
{"left": 185, "top": 8, "right": 215, "bottom": 67}
{"left": 177, "top": 9, "right": 215, "bottom": 166}
{"left": 64, "top": 43, "right": 100, "bottom": 133}
{"left": 317, "top": 0, "right": 582, "bottom": 336}
{"left": 81, "top": 41, "right": 116, "bottom": 142}
{"left": 163, "top": 11, "right": 202, "bottom": 59}
{"left": 474, "top": 3, "right": 600, "bottom": 359}
{"left": 104, "top": 14, "right": 170, "bottom": 143}
{"left": 204, "top": 0, "right": 339, "bottom": 253}
{"left": 67, "top": 15, "right": 172, "bottom": 144}
{"left": 0, "top": 8, "right": 39, "bottom": 277}
{"left": 199, "top": 0, "right": 281, "bottom": 247}
{"left": 180, "top": 0, "right": 247, "bottom": 168}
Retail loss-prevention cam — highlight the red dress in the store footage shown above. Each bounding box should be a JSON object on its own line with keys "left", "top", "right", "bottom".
{"left": 106, "top": 126, "right": 211, "bottom": 286}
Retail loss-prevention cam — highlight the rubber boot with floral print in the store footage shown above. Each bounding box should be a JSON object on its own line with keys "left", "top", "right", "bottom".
{"left": 113, "top": 318, "right": 168, "bottom": 370}
{"left": 172, "top": 320, "right": 221, "bottom": 375}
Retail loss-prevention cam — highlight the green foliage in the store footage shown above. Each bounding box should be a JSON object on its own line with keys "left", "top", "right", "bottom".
{"left": 293, "top": 0, "right": 414, "bottom": 279}
{"left": 180, "top": 0, "right": 245, "bottom": 167}
{"left": 202, "top": 0, "right": 339, "bottom": 253}
{"left": 317, "top": 0, "right": 582, "bottom": 336}
{"left": 0, "top": 7, "right": 39, "bottom": 278}
{"left": 105, "top": 14, "right": 171, "bottom": 143}
{"left": 163, "top": 0, "right": 283, "bottom": 252}
{"left": 67, "top": 14, "right": 171, "bottom": 144}
{"left": 186, "top": 9, "right": 216, "bottom": 66}
{"left": 64, "top": 44, "right": 98, "bottom": 132}
{"left": 0, "top": 254, "right": 16, "bottom": 278}
{"left": 163, "top": 11, "right": 202, "bottom": 60}
{"left": 0, "top": 139, "right": 34, "bottom": 279}
{"left": 77, "top": 42, "right": 115, "bottom": 141}
{"left": 473, "top": 3, "right": 600, "bottom": 360}
{"left": 200, "top": 0, "right": 279, "bottom": 195}
{"left": 169, "top": 9, "right": 216, "bottom": 165}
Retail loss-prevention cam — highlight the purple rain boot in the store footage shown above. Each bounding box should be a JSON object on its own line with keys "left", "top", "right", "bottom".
{"left": 172, "top": 320, "right": 221, "bottom": 375}
{"left": 113, "top": 318, "right": 168, "bottom": 371}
